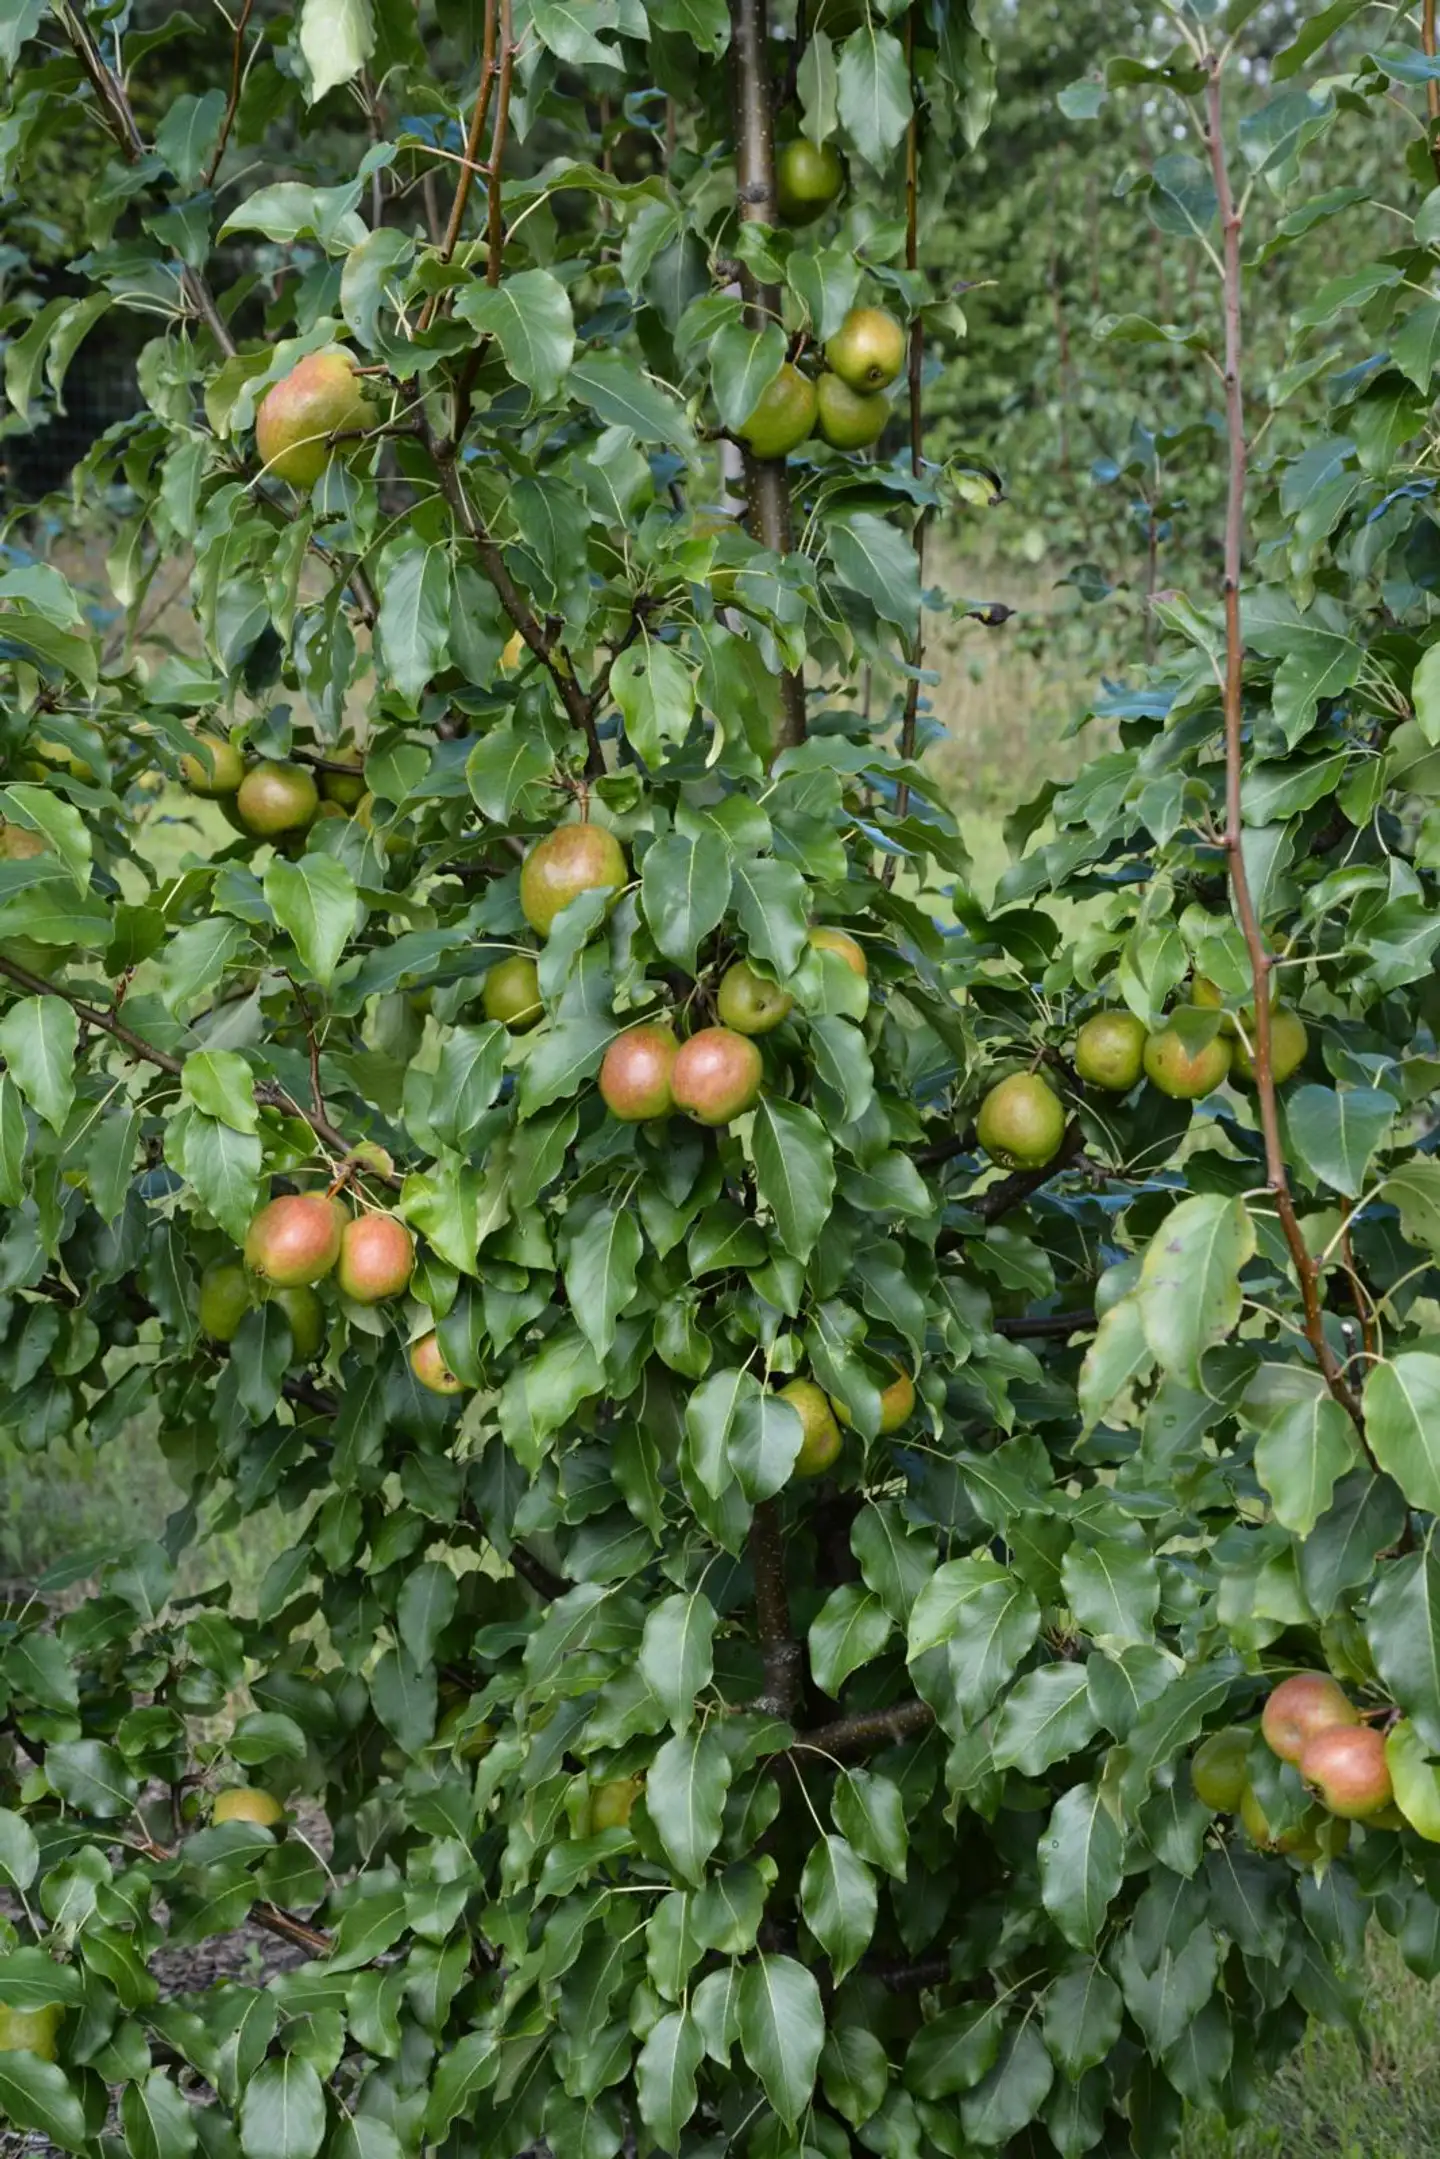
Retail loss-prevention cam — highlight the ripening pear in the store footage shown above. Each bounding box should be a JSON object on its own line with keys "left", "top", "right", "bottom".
{"left": 269, "top": 1283, "right": 324, "bottom": 1363}
{"left": 591, "top": 1776, "right": 644, "bottom": 1831}
{"left": 180, "top": 732, "right": 244, "bottom": 797}
{"left": 834, "top": 1361, "right": 916, "bottom": 1435}
{"left": 825, "top": 306, "right": 906, "bottom": 393}
{"left": 775, "top": 138, "right": 844, "bottom": 224}
{"left": 256, "top": 349, "right": 371, "bottom": 488}
{"left": 0, "top": 821, "right": 47, "bottom": 860}
{"left": 1299, "top": 1724, "right": 1393, "bottom": 1821}
{"left": 782, "top": 1377, "right": 843, "bottom": 1477}
{"left": 337, "top": 1213, "right": 415, "bottom": 1304}
{"left": 1142, "top": 1022, "right": 1232, "bottom": 1100}
{"left": 1261, "top": 1673, "right": 1359, "bottom": 1765}
{"left": 736, "top": 364, "right": 817, "bottom": 460}
{"left": 1074, "top": 1011, "right": 1147, "bottom": 1093}
{"left": 244, "top": 1193, "right": 344, "bottom": 1287}
{"left": 671, "top": 1027, "right": 763, "bottom": 1125}
{"left": 1233, "top": 1006, "right": 1309, "bottom": 1086}
{"left": 213, "top": 1786, "right": 285, "bottom": 1828}
{"left": 198, "top": 1260, "right": 252, "bottom": 1342}
{"left": 1191, "top": 1726, "right": 1251, "bottom": 1813}
{"left": 483, "top": 955, "right": 543, "bottom": 1031}
{"left": 808, "top": 924, "right": 867, "bottom": 978}
{"left": 599, "top": 1023, "right": 679, "bottom": 1121}
{"left": 236, "top": 760, "right": 319, "bottom": 837}
{"left": 319, "top": 745, "right": 367, "bottom": 808}
{"left": 520, "top": 823, "right": 628, "bottom": 937}
{"left": 411, "top": 1331, "right": 464, "bottom": 1395}
{"left": 815, "top": 372, "right": 890, "bottom": 451}
{"left": 976, "top": 1073, "right": 1066, "bottom": 1171}
{"left": 716, "top": 961, "right": 793, "bottom": 1036}
{"left": 0, "top": 2002, "right": 62, "bottom": 2060}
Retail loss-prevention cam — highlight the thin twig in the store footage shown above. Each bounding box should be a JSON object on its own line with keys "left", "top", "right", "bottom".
{"left": 0, "top": 953, "right": 396, "bottom": 1184}
{"left": 486, "top": 0, "right": 515, "bottom": 288}
{"left": 727, "top": 0, "right": 805, "bottom": 754}
{"left": 418, "top": 0, "right": 499, "bottom": 330}
{"left": 1203, "top": 53, "right": 1364, "bottom": 1436}
{"left": 285, "top": 973, "right": 327, "bottom": 1124}
{"left": 201, "top": 0, "right": 255, "bottom": 189}
{"left": 749, "top": 1501, "right": 803, "bottom": 1719}
{"left": 795, "top": 1699, "right": 934, "bottom": 1756}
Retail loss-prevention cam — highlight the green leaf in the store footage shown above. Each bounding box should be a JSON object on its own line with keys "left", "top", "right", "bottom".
{"left": 429, "top": 1023, "right": 507, "bottom": 1152}
{"left": 1041, "top": 1963, "right": 1124, "bottom": 2079}
{"left": 299, "top": 0, "right": 374, "bottom": 101}
{"left": 636, "top": 2008, "right": 703, "bottom": 2152}
{"left": 799, "top": 1835, "right": 876, "bottom": 1982}
{"left": 832, "top": 1768, "right": 907, "bottom": 1878}
{"left": 570, "top": 351, "right": 694, "bottom": 450}
{"left": 0, "top": 1810, "right": 38, "bottom": 1892}
{"left": 1386, "top": 1158, "right": 1440, "bottom": 1256}
{"left": 497, "top": 1325, "right": 605, "bottom": 1470}
{"left": 1137, "top": 1193, "right": 1255, "bottom": 1385}
{"left": 822, "top": 2024, "right": 889, "bottom": 2127}
{"left": 1246, "top": 1364, "right": 1358, "bottom": 1537}
{"left": 239, "top": 2053, "right": 327, "bottom": 2159}
{"left": 181, "top": 1050, "right": 259, "bottom": 1134}
{"left": 640, "top": 829, "right": 731, "bottom": 973}
{"left": 798, "top": 27, "right": 838, "bottom": 142}
{"left": 517, "top": 1014, "right": 614, "bottom": 1116}
{"left": 726, "top": 1387, "right": 804, "bottom": 1502}
{"left": 787, "top": 248, "right": 861, "bottom": 342}
{"left": 611, "top": 637, "right": 696, "bottom": 765}
{"left": 1364, "top": 1355, "right": 1440, "bottom": 1515}
{"left": 1386, "top": 1718, "right": 1440, "bottom": 1842}
{"left": 829, "top": 513, "right": 921, "bottom": 628}
{"left": 564, "top": 1200, "right": 642, "bottom": 1361}
{"left": 808, "top": 1584, "right": 893, "bottom": 1697}
{"left": 45, "top": 1739, "right": 138, "bottom": 1817}
{"left": 0, "top": 1951, "right": 83, "bottom": 2008}
{"left": 1369, "top": 1543, "right": 1440, "bottom": 1753}
{"left": 0, "top": 2052, "right": 89, "bottom": 2153}
{"left": 396, "top": 1561, "right": 458, "bottom": 1669}
{"left": 709, "top": 320, "right": 785, "bottom": 434}
{"left": 122, "top": 2071, "right": 198, "bottom": 2159}
{"left": 0, "top": 784, "right": 89, "bottom": 892}
{"left": 466, "top": 723, "right": 553, "bottom": 823}
{"left": 991, "top": 1663, "right": 1100, "bottom": 1776}
{"left": 737, "top": 1955, "right": 823, "bottom": 2126}
{"left": 424, "top": 2032, "right": 497, "bottom": 2139}
{"left": 960, "top": 2023, "right": 1055, "bottom": 2149}
{"left": 1415, "top": 639, "right": 1440, "bottom": 746}
{"left": 750, "top": 1097, "right": 834, "bottom": 1262}
{"left": 646, "top": 1725, "right": 731, "bottom": 1884}
{"left": 638, "top": 1591, "right": 717, "bottom": 1732}
{"left": 906, "top": 1556, "right": 1040, "bottom": 1721}
{"left": 183, "top": 1115, "right": 262, "bottom": 1244}
{"left": 1038, "top": 1782, "right": 1125, "bottom": 1950}
{"left": 904, "top": 2001, "right": 1003, "bottom": 2100}
{"left": 837, "top": 26, "right": 912, "bottom": 168}
{"left": 368, "top": 1647, "right": 436, "bottom": 1755}
{"left": 1061, "top": 1539, "right": 1159, "bottom": 1647}
{"left": 454, "top": 269, "right": 575, "bottom": 401}
{"left": 0, "top": 996, "right": 76, "bottom": 1133}
{"left": 377, "top": 541, "right": 450, "bottom": 703}
{"left": 731, "top": 855, "right": 809, "bottom": 977}
{"left": 264, "top": 856, "right": 359, "bottom": 987}
{"left": 340, "top": 227, "right": 413, "bottom": 349}
{"left": 1285, "top": 1084, "right": 1394, "bottom": 1199}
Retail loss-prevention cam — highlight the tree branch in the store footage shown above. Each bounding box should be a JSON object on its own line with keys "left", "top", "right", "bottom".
{"left": 201, "top": 0, "right": 255, "bottom": 190}
{"left": 994, "top": 1310, "right": 1096, "bottom": 1340}
{"left": 0, "top": 953, "right": 398, "bottom": 1184}
{"left": 1203, "top": 55, "right": 1363, "bottom": 1435}
{"left": 750, "top": 1500, "right": 803, "bottom": 1719}
{"left": 794, "top": 1698, "right": 934, "bottom": 1757}
{"left": 486, "top": 0, "right": 515, "bottom": 288}
{"left": 727, "top": 0, "right": 805, "bottom": 755}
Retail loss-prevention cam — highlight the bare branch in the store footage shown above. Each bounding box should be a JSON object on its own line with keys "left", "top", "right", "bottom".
{"left": 750, "top": 1500, "right": 803, "bottom": 1719}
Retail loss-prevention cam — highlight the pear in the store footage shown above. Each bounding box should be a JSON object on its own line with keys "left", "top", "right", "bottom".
{"left": 824, "top": 306, "right": 906, "bottom": 393}
{"left": 256, "top": 349, "right": 371, "bottom": 488}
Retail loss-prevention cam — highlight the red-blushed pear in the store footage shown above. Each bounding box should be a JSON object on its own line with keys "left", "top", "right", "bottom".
{"left": 775, "top": 138, "right": 844, "bottom": 223}
{"left": 1191, "top": 1726, "right": 1251, "bottom": 1813}
{"left": 338, "top": 1213, "right": 415, "bottom": 1303}
{"left": 1074, "top": 1011, "right": 1147, "bottom": 1093}
{"left": 483, "top": 955, "right": 542, "bottom": 1030}
{"left": 599, "top": 1023, "right": 679, "bottom": 1121}
{"left": 670, "top": 1026, "right": 763, "bottom": 1125}
{"left": 1233, "top": 1005, "right": 1309, "bottom": 1086}
{"left": 213, "top": 1786, "right": 285, "bottom": 1828}
{"left": 976, "top": 1072, "right": 1066, "bottom": 1171}
{"left": 815, "top": 372, "right": 890, "bottom": 451}
{"left": 1299, "top": 1724, "right": 1393, "bottom": 1820}
{"left": 199, "top": 1261, "right": 251, "bottom": 1342}
{"left": 716, "top": 961, "right": 793, "bottom": 1036}
{"left": 244, "top": 1193, "right": 344, "bottom": 1288}
{"left": 180, "top": 732, "right": 244, "bottom": 797}
{"left": 736, "top": 364, "right": 817, "bottom": 459}
{"left": 256, "top": 349, "right": 371, "bottom": 488}
{"left": 520, "top": 822, "right": 628, "bottom": 937}
{"left": 1142, "top": 1021, "right": 1232, "bottom": 1099}
{"left": 590, "top": 1775, "right": 644, "bottom": 1831}
{"left": 410, "top": 1330, "right": 464, "bottom": 1395}
{"left": 824, "top": 306, "right": 906, "bottom": 392}
{"left": 781, "top": 1377, "right": 843, "bottom": 1476}
{"left": 1261, "top": 1672, "right": 1359, "bottom": 1765}
{"left": 0, "top": 2003, "right": 62, "bottom": 2060}
{"left": 270, "top": 1283, "right": 324, "bottom": 1363}
{"left": 235, "top": 760, "right": 319, "bottom": 837}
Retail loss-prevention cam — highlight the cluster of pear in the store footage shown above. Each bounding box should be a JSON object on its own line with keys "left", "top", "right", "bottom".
{"left": 1192, "top": 1673, "right": 1396, "bottom": 1859}
{"left": 777, "top": 1363, "right": 916, "bottom": 1478}
{"left": 737, "top": 304, "right": 907, "bottom": 462}
{"left": 483, "top": 820, "right": 870, "bottom": 1130}
{"left": 178, "top": 726, "right": 370, "bottom": 841}
{"left": 972, "top": 983, "right": 1310, "bottom": 1174}
{"left": 200, "top": 1189, "right": 456, "bottom": 1397}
